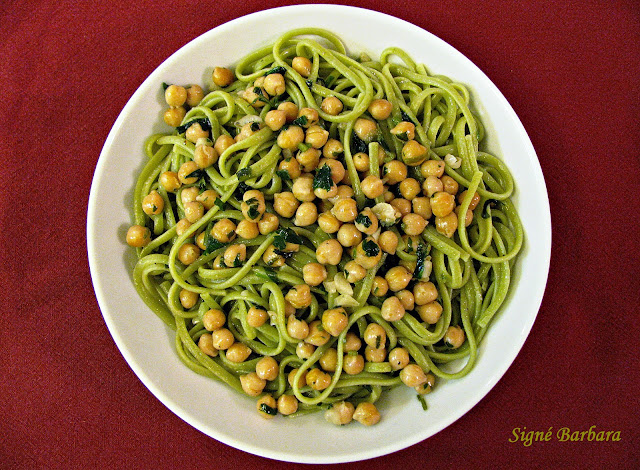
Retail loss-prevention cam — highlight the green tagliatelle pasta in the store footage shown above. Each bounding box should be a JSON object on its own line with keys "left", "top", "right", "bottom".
{"left": 125, "top": 28, "right": 524, "bottom": 425}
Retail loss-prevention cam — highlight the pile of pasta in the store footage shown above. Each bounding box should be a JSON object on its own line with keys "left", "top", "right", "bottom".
{"left": 125, "top": 28, "right": 523, "bottom": 426}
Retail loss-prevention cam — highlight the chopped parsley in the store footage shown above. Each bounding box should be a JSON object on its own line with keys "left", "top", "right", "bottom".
{"left": 256, "top": 267, "right": 279, "bottom": 283}
{"left": 259, "top": 403, "right": 278, "bottom": 416}
{"left": 291, "top": 115, "right": 308, "bottom": 127}
{"left": 264, "top": 66, "right": 286, "bottom": 76}
{"left": 355, "top": 213, "right": 372, "bottom": 228}
{"left": 313, "top": 164, "right": 333, "bottom": 191}
{"left": 272, "top": 228, "right": 303, "bottom": 250}
{"left": 162, "top": 82, "right": 170, "bottom": 91}
{"left": 482, "top": 199, "right": 500, "bottom": 218}
{"left": 400, "top": 110, "right": 416, "bottom": 125}
{"left": 233, "top": 254, "right": 243, "bottom": 267}
{"left": 203, "top": 233, "right": 226, "bottom": 256}
{"left": 275, "top": 169, "right": 291, "bottom": 182}
{"left": 185, "top": 169, "right": 205, "bottom": 180}
{"left": 176, "top": 117, "right": 211, "bottom": 134}
{"left": 362, "top": 239, "right": 380, "bottom": 257}
{"left": 214, "top": 198, "right": 225, "bottom": 210}
{"left": 236, "top": 167, "right": 252, "bottom": 180}
{"left": 351, "top": 133, "right": 368, "bottom": 154}
{"left": 197, "top": 178, "right": 207, "bottom": 191}
{"left": 414, "top": 243, "right": 427, "bottom": 279}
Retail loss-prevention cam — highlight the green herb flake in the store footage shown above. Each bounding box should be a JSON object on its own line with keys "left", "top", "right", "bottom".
{"left": 313, "top": 164, "right": 333, "bottom": 191}
{"left": 272, "top": 228, "right": 303, "bottom": 250}
{"left": 237, "top": 167, "right": 252, "bottom": 180}
{"left": 233, "top": 254, "right": 243, "bottom": 267}
{"left": 176, "top": 117, "right": 211, "bottom": 134}
{"left": 162, "top": 82, "right": 170, "bottom": 91}
{"left": 197, "top": 178, "right": 207, "bottom": 191}
{"left": 375, "top": 335, "right": 382, "bottom": 349}
{"left": 185, "top": 169, "right": 205, "bottom": 180}
{"left": 362, "top": 239, "right": 380, "bottom": 257}
{"left": 400, "top": 110, "right": 416, "bottom": 125}
{"left": 264, "top": 267, "right": 279, "bottom": 283}
{"left": 482, "top": 200, "right": 500, "bottom": 219}
{"left": 203, "top": 234, "right": 226, "bottom": 256}
{"left": 291, "top": 115, "right": 308, "bottom": 127}
{"left": 247, "top": 205, "right": 260, "bottom": 220}
{"left": 214, "top": 198, "right": 225, "bottom": 210}
{"left": 417, "top": 395, "right": 428, "bottom": 411}
{"left": 355, "top": 213, "right": 372, "bottom": 228}
{"left": 351, "top": 133, "right": 368, "bottom": 154}
{"left": 264, "top": 66, "right": 286, "bottom": 76}
{"left": 414, "top": 243, "right": 426, "bottom": 279}
{"left": 259, "top": 403, "right": 278, "bottom": 416}
{"left": 275, "top": 169, "right": 291, "bottom": 182}
{"left": 305, "top": 79, "right": 314, "bottom": 88}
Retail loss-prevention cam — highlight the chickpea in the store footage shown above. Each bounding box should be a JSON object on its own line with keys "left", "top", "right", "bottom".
{"left": 186, "top": 84, "right": 204, "bottom": 107}
{"left": 264, "top": 109, "right": 287, "bottom": 131}
{"left": 211, "top": 328, "right": 235, "bottom": 350}
{"left": 257, "top": 212, "right": 279, "bottom": 235}
{"left": 441, "top": 175, "right": 459, "bottom": 195}
{"left": 165, "top": 84, "right": 187, "bottom": 107}
{"left": 254, "top": 356, "right": 279, "bottom": 381}
{"left": 317, "top": 212, "right": 341, "bottom": 234}
{"left": 279, "top": 157, "right": 301, "bottom": 180}
{"left": 223, "top": 244, "right": 246, "bottom": 268}
{"left": 246, "top": 307, "right": 268, "bottom": 328}
{"left": 354, "top": 118, "right": 378, "bottom": 142}
{"left": 273, "top": 191, "right": 300, "bottom": 218}
{"left": 330, "top": 198, "right": 356, "bottom": 223}
{"left": 416, "top": 373, "right": 436, "bottom": 395}
{"left": 212, "top": 254, "right": 226, "bottom": 269}
{"left": 402, "top": 213, "right": 428, "bottom": 236}
{"left": 183, "top": 201, "right": 203, "bottom": 223}
{"left": 400, "top": 364, "right": 427, "bottom": 387}
{"left": 277, "top": 125, "right": 305, "bottom": 150}
{"left": 396, "top": 290, "right": 415, "bottom": 311}
{"left": 296, "top": 147, "right": 321, "bottom": 173}
{"left": 378, "top": 231, "right": 398, "bottom": 254}
{"left": 210, "top": 218, "right": 237, "bottom": 243}
{"left": 212, "top": 67, "right": 234, "bottom": 87}
{"left": 390, "top": 121, "right": 416, "bottom": 141}
{"left": 402, "top": 235, "right": 421, "bottom": 255}
{"left": 320, "top": 158, "right": 345, "bottom": 184}
{"left": 195, "top": 231, "right": 207, "bottom": 250}
{"left": 141, "top": 190, "right": 163, "bottom": 216}
{"left": 243, "top": 85, "right": 266, "bottom": 108}
{"left": 297, "top": 107, "right": 319, "bottom": 128}
{"left": 277, "top": 394, "right": 299, "bottom": 416}
{"left": 320, "top": 348, "right": 339, "bottom": 372}
{"left": 285, "top": 284, "right": 312, "bottom": 309}
{"left": 292, "top": 56, "right": 312, "bottom": 77}
{"left": 198, "top": 333, "right": 218, "bottom": 357}
{"left": 294, "top": 202, "right": 318, "bottom": 227}
{"left": 385, "top": 266, "right": 412, "bottom": 292}
{"left": 381, "top": 296, "right": 405, "bottom": 322}
{"left": 343, "top": 353, "right": 365, "bottom": 375}
{"left": 179, "top": 289, "right": 198, "bottom": 309}
{"left": 388, "top": 347, "right": 410, "bottom": 371}
{"left": 316, "top": 239, "right": 343, "bottom": 265}
{"left": 353, "top": 402, "right": 381, "bottom": 426}
{"left": 455, "top": 206, "right": 474, "bottom": 227}
{"left": 412, "top": 197, "right": 432, "bottom": 219}
{"left": 214, "top": 134, "right": 235, "bottom": 155}
{"left": 126, "top": 225, "right": 151, "bottom": 247}
{"left": 416, "top": 301, "right": 443, "bottom": 324}
{"left": 399, "top": 178, "right": 421, "bottom": 200}
{"left": 164, "top": 106, "right": 186, "bottom": 127}
{"left": 365, "top": 345, "right": 387, "bottom": 363}
{"left": 354, "top": 208, "right": 378, "bottom": 236}
{"left": 444, "top": 325, "right": 465, "bottom": 348}
{"left": 402, "top": 140, "right": 428, "bottom": 166}
{"left": 390, "top": 198, "right": 411, "bottom": 217}
{"left": 178, "top": 243, "right": 200, "bottom": 265}
{"left": 322, "top": 138, "right": 344, "bottom": 158}
{"left": 337, "top": 224, "right": 362, "bottom": 247}
{"left": 277, "top": 101, "right": 299, "bottom": 122}
{"left": 296, "top": 341, "right": 316, "bottom": 359}
{"left": 303, "top": 263, "right": 327, "bottom": 286}
{"left": 413, "top": 282, "right": 438, "bottom": 306}
{"left": 235, "top": 219, "right": 259, "bottom": 239}
{"left": 185, "top": 122, "right": 209, "bottom": 143}
{"left": 325, "top": 401, "right": 355, "bottom": 425}
{"left": 364, "top": 323, "right": 386, "bottom": 349}
{"left": 203, "top": 309, "right": 226, "bottom": 331}
{"left": 458, "top": 190, "right": 481, "bottom": 211}
{"left": 226, "top": 342, "right": 252, "bottom": 363}
{"left": 321, "top": 96, "right": 343, "bottom": 115}
{"left": 159, "top": 171, "right": 181, "bottom": 192}
{"left": 292, "top": 174, "right": 315, "bottom": 202}
{"left": 371, "top": 276, "right": 388, "bottom": 297}
{"left": 383, "top": 160, "right": 408, "bottom": 185}
{"left": 178, "top": 161, "right": 199, "bottom": 185}
{"left": 421, "top": 159, "right": 446, "bottom": 178}
{"left": 354, "top": 238, "right": 382, "bottom": 269}
{"left": 361, "top": 175, "right": 384, "bottom": 199}
{"left": 344, "top": 332, "right": 362, "bottom": 352}
{"left": 175, "top": 219, "right": 191, "bottom": 236}
{"left": 353, "top": 152, "right": 370, "bottom": 172}
{"left": 240, "top": 372, "right": 266, "bottom": 396}
{"left": 288, "top": 368, "right": 307, "bottom": 389}
{"left": 263, "top": 73, "right": 285, "bottom": 96}
{"left": 287, "top": 315, "right": 309, "bottom": 340}
{"left": 305, "top": 125, "right": 329, "bottom": 149}
{"left": 256, "top": 394, "right": 277, "bottom": 419}
{"left": 435, "top": 212, "right": 459, "bottom": 238}
{"left": 344, "top": 260, "right": 367, "bottom": 283}
{"left": 368, "top": 99, "right": 393, "bottom": 120}
{"left": 335, "top": 185, "right": 354, "bottom": 200}
{"left": 180, "top": 187, "right": 199, "bottom": 205}
{"left": 322, "top": 308, "right": 348, "bottom": 337}
{"left": 196, "top": 189, "right": 219, "bottom": 210}
{"left": 235, "top": 121, "right": 262, "bottom": 142}
{"left": 305, "top": 320, "right": 330, "bottom": 346}
{"left": 306, "top": 368, "right": 331, "bottom": 391}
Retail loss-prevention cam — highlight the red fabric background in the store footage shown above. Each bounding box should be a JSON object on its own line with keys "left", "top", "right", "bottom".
{"left": 1, "top": 0, "right": 638, "bottom": 468}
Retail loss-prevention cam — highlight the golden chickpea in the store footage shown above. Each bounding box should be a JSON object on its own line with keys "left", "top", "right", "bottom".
{"left": 212, "top": 67, "right": 234, "bottom": 87}
{"left": 203, "top": 309, "right": 226, "bottom": 331}
{"left": 337, "top": 224, "right": 362, "bottom": 247}
{"left": 240, "top": 372, "right": 266, "bottom": 396}
{"left": 243, "top": 85, "right": 266, "bottom": 108}
{"left": 306, "top": 368, "right": 331, "bottom": 391}
{"left": 256, "top": 394, "right": 277, "bottom": 419}
{"left": 294, "top": 202, "right": 318, "bottom": 227}
{"left": 390, "top": 198, "right": 411, "bottom": 217}
{"left": 178, "top": 161, "right": 200, "bottom": 185}
{"left": 164, "top": 106, "right": 186, "bottom": 127}
{"left": 343, "top": 261, "right": 366, "bottom": 284}
{"left": 277, "top": 101, "right": 299, "bottom": 122}
{"left": 159, "top": 171, "right": 181, "bottom": 192}
{"left": 322, "top": 308, "right": 348, "bottom": 337}
{"left": 279, "top": 157, "right": 301, "bottom": 180}
{"left": 186, "top": 84, "right": 204, "bottom": 107}
{"left": 354, "top": 118, "right": 378, "bottom": 143}
{"left": 444, "top": 325, "right": 465, "bottom": 348}
{"left": 287, "top": 315, "right": 309, "bottom": 340}
{"left": 390, "top": 121, "right": 416, "bottom": 141}
{"left": 175, "top": 219, "right": 191, "bottom": 236}
{"left": 193, "top": 142, "right": 216, "bottom": 170}
{"left": 319, "top": 158, "right": 345, "bottom": 184}
{"left": 292, "top": 56, "right": 312, "bottom": 77}
{"left": 198, "top": 333, "right": 218, "bottom": 357}
{"left": 297, "top": 107, "right": 319, "bottom": 128}
{"left": 316, "top": 239, "right": 343, "bottom": 265}
{"left": 179, "top": 289, "right": 198, "bottom": 309}
{"left": 325, "top": 401, "right": 355, "bottom": 425}
{"left": 212, "top": 254, "right": 226, "bottom": 269}
{"left": 182, "top": 201, "right": 203, "bottom": 223}
{"left": 344, "top": 332, "right": 362, "bottom": 352}
{"left": 402, "top": 213, "right": 428, "bottom": 236}
{"left": 296, "top": 147, "right": 321, "bottom": 173}
{"left": 322, "top": 138, "right": 344, "bottom": 158}
{"left": 400, "top": 364, "right": 427, "bottom": 387}
{"left": 305, "top": 320, "right": 331, "bottom": 346}
{"left": 305, "top": 125, "right": 329, "bottom": 149}
{"left": 126, "top": 225, "right": 151, "bottom": 247}
{"left": 399, "top": 178, "right": 421, "bottom": 200}
{"left": 303, "top": 263, "right": 327, "bottom": 286}
{"left": 343, "top": 353, "right": 365, "bottom": 375}
{"left": 330, "top": 198, "right": 356, "bottom": 223}
{"left": 277, "top": 125, "right": 305, "bottom": 150}
{"left": 211, "top": 328, "right": 235, "bottom": 350}
{"left": 296, "top": 341, "right": 316, "bottom": 359}
{"left": 371, "top": 276, "right": 388, "bottom": 297}
{"left": 421, "top": 159, "right": 446, "bottom": 178}
{"left": 210, "top": 218, "right": 237, "bottom": 243}
{"left": 388, "top": 347, "right": 410, "bottom": 371}
{"left": 291, "top": 174, "right": 315, "bottom": 202}
{"left": 416, "top": 301, "right": 443, "bottom": 324}
{"left": 223, "top": 244, "right": 246, "bottom": 267}
{"left": 165, "top": 84, "right": 187, "bottom": 107}
{"left": 246, "top": 307, "right": 268, "bottom": 328}
{"left": 361, "top": 175, "right": 384, "bottom": 199}
{"left": 235, "top": 121, "right": 262, "bottom": 142}
{"left": 263, "top": 73, "right": 286, "bottom": 96}
{"left": 178, "top": 243, "right": 200, "bottom": 265}
{"left": 185, "top": 122, "right": 209, "bottom": 143}
{"left": 354, "top": 238, "right": 382, "bottom": 269}
{"left": 196, "top": 189, "right": 219, "bottom": 210}
{"left": 258, "top": 212, "right": 279, "bottom": 235}
{"left": 214, "top": 134, "right": 235, "bottom": 155}
{"left": 396, "top": 290, "right": 415, "bottom": 311}
{"left": 317, "top": 212, "right": 341, "bottom": 233}
{"left": 415, "top": 373, "right": 436, "bottom": 395}
{"left": 365, "top": 345, "right": 387, "bottom": 363}
{"left": 277, "top": 394, "right": 299, "bottom": 416}
{"left": 385, "top": 266, "right": 412, "bottom": 292}
{"left": 412, "top": 197, "right": 432, "bottom": 219}
{"left": 381, "top": 296, "right": 406, "bottom": 322}
{"left": 335, "top": 185, "right": 354, "bottom": 200}
{"left": 288, "top": 368, "right": 307, "bottom": 389}
{"left": 368, "top": 99, "right": 393, "bottom": 120}
{"left": 254, "top": 356, "right": 279, "bottom": 381}
{"left": 378, "top": 231, "right": 398, "bottom": 254}
{"left": 458, "top": 190, "right": 481, "bottom": 210}
{"left": 364, "top": 323, "right": 386, "bottom": 349}
{"left": 354, "top": 208, "right": 378, "bottom": 236}
{"left": 430, "top": 191, "right": 455, "bottom": 217}
{"left": 435, "top": 213, "right": 459, "bottom": 238}
{"left": 226, "top": 342, "right": 252, "bottom": 363}
{"left": 264, "top": 109, "right": 287, "bottom": 131}
{"left": 441, "top": 175, "right": 459, "bottom": 195}
{"left": 195, "top": 231, "right": 207, "bottom": 250}
{"left": 353, "top": 402, "right": 381, "bottom": 426}
{"left": 321, "top": 96, "right": 343, "bottom": 115}
{"left": 402, "top": 140, "right": 428, "bottom": 166}
{"left": 285, "top": 284, "right": 312, "bottom": 309}
{"left": 180, "top": 187, "right": 199, "bottom": 205}
{"left": 273, "top": 191, "right": 300, "bottom": 218}
{"left": 455, "top": 206, "right": 474, "bottom": 227}
{"left": 351, "top": 152, "right": 369, "bottom": 172}
{"left": 413, "top": 282, "right": 438, "bottom": 306}
{"left": 142, "top": 190, "right": 163, "bottom": 216}
{"left": 234, "top": 219, "right": 258, "bottom": 239}
{"left": 383, "top": 160, "right": 408, "bottom": 185}
{"left": 320, "top": 348, "right": 339, "bottom": 372}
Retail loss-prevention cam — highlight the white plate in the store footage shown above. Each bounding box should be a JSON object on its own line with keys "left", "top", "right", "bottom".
{"left": 87, "top": 5, "right": 551, "bottom": 464}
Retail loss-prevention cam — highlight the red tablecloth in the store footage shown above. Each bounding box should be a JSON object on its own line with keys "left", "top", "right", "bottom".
{"left": 1, "top": 1, "right": 638, "bottom": 468}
